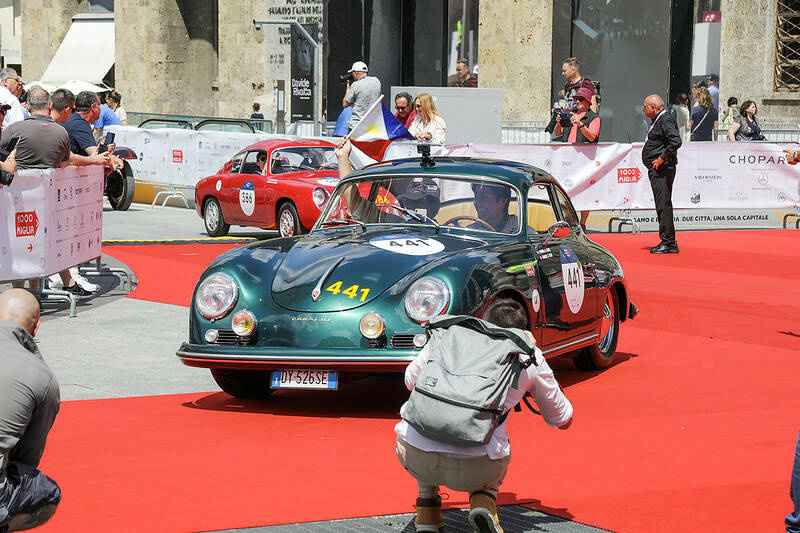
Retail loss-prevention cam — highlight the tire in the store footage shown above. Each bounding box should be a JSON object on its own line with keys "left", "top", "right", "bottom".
{"left": 210, "top": 369, "right": 275, "bottom": 398}
{"left": 203, "top": 197, "right": 230, "bottom": 237}
{"left": 573, "top": 288, "right": 620, "bottom": 371}
{"left": 277, "top": 202, "right": 303, "bottom": 237}
{"left": 106, "top": 163, "right": 136, "bottom": 211}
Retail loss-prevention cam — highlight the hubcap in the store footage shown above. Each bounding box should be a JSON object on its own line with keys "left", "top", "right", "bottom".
{"left": 279, "top": 209, "right": 295, "bottom": 236}
{"left": 597, "top": 293, "right": 616, "bottom": 354}
{"left": 206, "top": 202, "right": 219, "bottom": 230}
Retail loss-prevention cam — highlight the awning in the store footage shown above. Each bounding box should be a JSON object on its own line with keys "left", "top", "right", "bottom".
{"left": 40, "top": 13, "right": 115, "bottom": 86}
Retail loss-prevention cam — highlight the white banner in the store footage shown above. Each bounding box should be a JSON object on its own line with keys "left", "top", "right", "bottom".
{"left": 0, "top": 166, "right": 103, "bottom": 282}
{"left": 107, "top": 126, "right": 291, "bottom": 188}
{"left": 443, "top": 142, "right": 800, "bottom": 210}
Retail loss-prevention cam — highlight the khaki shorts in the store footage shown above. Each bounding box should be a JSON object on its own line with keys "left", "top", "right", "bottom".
{"left": 395, "top": 437, "right": 510, "bottom": 493}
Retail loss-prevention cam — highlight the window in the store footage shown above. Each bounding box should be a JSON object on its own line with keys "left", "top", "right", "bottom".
{"left": 554, "top": 187, "right": 580, "bottom": 227}
{"left": 776, "top": 0, "right": 800, "bottom": 90}
{"left": 230, "top": 153, "right": 244, "bottom": 174}
{"left": 526, "top": 184, "right": 558, "bottom": 234}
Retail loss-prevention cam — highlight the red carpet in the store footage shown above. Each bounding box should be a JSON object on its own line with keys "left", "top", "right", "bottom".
{"left": 38, "top": 230, "right": 799, "bottom": 532}
{"left": 104, "top": 243, "right": 241, "bottom": 307}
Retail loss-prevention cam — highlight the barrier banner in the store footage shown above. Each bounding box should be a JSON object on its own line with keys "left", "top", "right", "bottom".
{"left": 443, "top": 142, "right": 800, "bottom": 210}
{"left": 0, "top": 166, "right": 103, "bottom": 282}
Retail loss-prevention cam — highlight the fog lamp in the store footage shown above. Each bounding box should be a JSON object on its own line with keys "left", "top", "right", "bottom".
{"left": 205, "top": 329, "right": 219, "bottom": 343}
{"left": 231, "top": 310, "right": 257, "bottom": 336}
{"left": 413, "top": 334, "right": 428, "bottom": 348}
{"left": 359, "top": 312, "right": 385, "bottom": 339}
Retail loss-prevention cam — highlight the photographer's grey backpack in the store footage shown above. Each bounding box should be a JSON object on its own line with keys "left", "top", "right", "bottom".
{"left": 400, "top": 314, "right": 538, "bottom": 447}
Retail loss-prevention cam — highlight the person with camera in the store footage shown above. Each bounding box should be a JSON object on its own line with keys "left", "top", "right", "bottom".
{"left": 0, "top": 104, "right": 18, "bottom": 188}
{"left": 562, "top": 57, "right": 597, "bottom": 113}
{"left": 342, "top": 61, "right": 381, "bottom": 132}
{"left": 553, "top": 87, "right": 600, "bottom": 144}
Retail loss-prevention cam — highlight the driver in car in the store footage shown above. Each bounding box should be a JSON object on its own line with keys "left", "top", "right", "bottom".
{"left": 470, "top": 182, "right": 519, "bottom": 233}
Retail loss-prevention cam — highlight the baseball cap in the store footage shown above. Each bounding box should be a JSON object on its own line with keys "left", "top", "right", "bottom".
{"left": 399, "top": 177, "right": 440, "bottom": 201}
{"left": 575, "top": 87, "right": 593, "bottom": 102}
{"left": 348, "top": 61, "right": 368, "bottom": 73}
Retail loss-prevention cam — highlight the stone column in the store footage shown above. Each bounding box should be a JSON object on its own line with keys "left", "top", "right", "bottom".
{"left": 479, "top": 1, "right": 553, "bottom": 121}
{"left": 115, "top": 0, "right": 218, "bottom": 115}
{"left": 20, "top": 1, "right": 90, "bottom": 81}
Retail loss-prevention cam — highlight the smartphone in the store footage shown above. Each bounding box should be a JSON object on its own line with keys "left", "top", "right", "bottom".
{"left": 7, "top": 137, "right": 19, "bottom": 151}
{"left": 104, "top": 132, "right": 115, "bottom": 145}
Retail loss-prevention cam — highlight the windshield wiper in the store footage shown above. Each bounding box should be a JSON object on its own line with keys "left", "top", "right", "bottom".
{"left": 319, "top": 218, "right": 367, "bottom": 232}
{"left": 390, "top": 205, "right": 440, "bottom": 231}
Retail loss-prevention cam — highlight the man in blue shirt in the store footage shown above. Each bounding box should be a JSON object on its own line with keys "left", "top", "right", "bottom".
{"left": 63, "top": 91, "right": 109, "bottom": 157}
{"left": 92, "top": 101, "right": 121, "bottom": 139}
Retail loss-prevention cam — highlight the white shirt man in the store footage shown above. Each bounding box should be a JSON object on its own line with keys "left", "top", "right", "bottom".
{"left": 0, "top": 68, "right": 25, "bottom": 128}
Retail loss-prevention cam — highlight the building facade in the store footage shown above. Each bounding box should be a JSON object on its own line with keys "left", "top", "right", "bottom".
{"left": 5, "top": 0, "right": 798, "bottom": 140}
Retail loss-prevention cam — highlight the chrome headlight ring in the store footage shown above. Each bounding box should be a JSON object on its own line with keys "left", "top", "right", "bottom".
{"left": 404, "top": 276, "right": 450, "bottom": 323}
{"left": 195, "top": 272, "right": 238, "bottom": 319}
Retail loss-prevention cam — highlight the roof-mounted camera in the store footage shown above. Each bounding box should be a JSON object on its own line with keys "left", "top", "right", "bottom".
{"left": 417, "top": 144, "right": 435, "bottom": 168}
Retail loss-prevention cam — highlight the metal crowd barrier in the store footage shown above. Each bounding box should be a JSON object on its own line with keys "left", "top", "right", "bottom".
{"left": 128, "top": 112, "right": 273, "bottom": 133}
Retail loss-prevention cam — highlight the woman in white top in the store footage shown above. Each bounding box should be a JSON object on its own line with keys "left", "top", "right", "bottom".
{"left": 671, "top": 93, "right": 690, "bottom": 142}
{"left": 106, "top": 90, "right": 128, "bottom": 126}
{"left": 408, "top": 93, "right": 447, "bottom": 144}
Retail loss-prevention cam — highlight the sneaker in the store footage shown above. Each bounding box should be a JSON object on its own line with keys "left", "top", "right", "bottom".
{"left": 63, "top": 283, "right": 93, "bottom": 299}
{"left": 70, "top": 267, "right": 101, "bottom": 292}
{"left": 414, "top": 496, "right": 444, "bottom": 532}
{"left": 48, "top": 274, "right": 63, "bottom": 290}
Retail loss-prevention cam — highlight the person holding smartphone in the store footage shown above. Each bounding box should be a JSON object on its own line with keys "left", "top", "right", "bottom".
{"left": 553, "top": 87, "right": 601, "bottom": 144}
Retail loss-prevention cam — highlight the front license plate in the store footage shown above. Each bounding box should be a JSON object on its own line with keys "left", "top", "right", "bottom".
{"left": 270, "top": 370, "right": 338, "bottom": 390}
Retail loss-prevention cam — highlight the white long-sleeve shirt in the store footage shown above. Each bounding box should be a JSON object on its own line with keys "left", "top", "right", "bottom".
{"left": 395, "top": 343, "right": 573, "bottom": 460}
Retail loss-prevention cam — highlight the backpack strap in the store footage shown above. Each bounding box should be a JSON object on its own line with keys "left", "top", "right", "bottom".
{"left": 427, "top": 315, "right": 538, "bottom": 366}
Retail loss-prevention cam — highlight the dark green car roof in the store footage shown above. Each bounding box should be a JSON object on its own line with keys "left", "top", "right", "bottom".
{"left": 347, "top": 157, "right": 554, "bottom": 186}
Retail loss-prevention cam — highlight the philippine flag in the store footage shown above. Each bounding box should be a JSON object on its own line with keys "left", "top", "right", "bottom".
{"left": 347, "top": 96, "right": 414, "bottom": 167}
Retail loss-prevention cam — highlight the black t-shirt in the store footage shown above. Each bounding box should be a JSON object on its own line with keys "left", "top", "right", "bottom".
{"left": 690, "top": 105, "right": 718, "bottom": 141}
{"left": 62, "top": 112, "right": 97, "bottom": 156}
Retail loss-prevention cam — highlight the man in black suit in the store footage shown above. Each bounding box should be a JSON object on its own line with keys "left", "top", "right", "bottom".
{"left": 642, "top": 94, "right": 682, "bottom": 254}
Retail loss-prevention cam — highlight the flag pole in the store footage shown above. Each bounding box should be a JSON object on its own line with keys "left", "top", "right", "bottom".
{"left": 342, "top": 94, "right": 384, "bottom": 142}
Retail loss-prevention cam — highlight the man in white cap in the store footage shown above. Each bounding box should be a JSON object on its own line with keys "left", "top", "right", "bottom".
{"left": 342, "top": 60, "right": 381, "bottom": 132}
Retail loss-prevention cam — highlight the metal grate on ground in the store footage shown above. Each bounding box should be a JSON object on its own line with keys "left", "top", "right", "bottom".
{"left": 207, "top": 505, "right": 614, "bottom": 533}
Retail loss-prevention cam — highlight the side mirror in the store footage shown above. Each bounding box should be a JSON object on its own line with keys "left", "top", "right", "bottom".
{"left": 548, "top": 221, "right": 571, "bottom": 239}
{"left": 537, "top": 221, "right": 571, "bottom": 249}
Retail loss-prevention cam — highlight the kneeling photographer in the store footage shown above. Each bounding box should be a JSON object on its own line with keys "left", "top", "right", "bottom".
{"left": 553, "top": 87, "right": 600, "bottom": 144}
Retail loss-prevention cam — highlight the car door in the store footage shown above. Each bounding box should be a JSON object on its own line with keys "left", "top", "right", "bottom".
{"left": 528, "top": 182, "right": 597, "bottom": 350}
{"left": 227, "top": 150, "right": 269, "bottom": 226}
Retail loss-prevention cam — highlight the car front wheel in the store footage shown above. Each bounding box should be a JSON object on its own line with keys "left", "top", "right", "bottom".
{"left": 204, "top": 197, "right": 230, "bottom": 237}
{"left": 573, "top": 288, "right": 620, "bottom": 371}
{"left": 210, "top": 369, "right": 275, "bottom": 398}
{"left": 277, "top": 202, "right": 303, "bottom": 237}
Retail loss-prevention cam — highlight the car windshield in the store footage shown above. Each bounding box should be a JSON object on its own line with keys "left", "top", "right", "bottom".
{"left": 270, "top": 147, "right": 337, "bottom": 173}
{"left": 316, "top": 175, "right": 522, "bottom": 235}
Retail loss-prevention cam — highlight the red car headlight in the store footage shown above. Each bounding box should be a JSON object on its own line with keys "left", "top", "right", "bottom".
{"left": 312, "top": 187, "right": 329, "bottom": 209}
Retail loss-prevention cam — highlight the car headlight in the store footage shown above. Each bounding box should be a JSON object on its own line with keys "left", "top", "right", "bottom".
{"left": 195, "top": 272, "right": 238, "bottom": 319}
{"left": 404, "top": 276, "right": 450, "bottom": 323}
{"left": 312, "top": 187, "right": 329, "bottom": 209}
{"left": 359, "top": 312, "right": 386, "bottom": 339}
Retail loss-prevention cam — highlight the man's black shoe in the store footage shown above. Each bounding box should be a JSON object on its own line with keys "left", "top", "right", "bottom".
{"left": 650, "top": 243, "right": 680, "bottom": 254}
{"left": 63, "top": 283, "right": 93, "bottom": 299}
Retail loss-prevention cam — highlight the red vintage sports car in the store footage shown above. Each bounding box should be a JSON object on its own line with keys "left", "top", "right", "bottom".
{"left": 195, "top": 139, "right": 339, "bottom": 237}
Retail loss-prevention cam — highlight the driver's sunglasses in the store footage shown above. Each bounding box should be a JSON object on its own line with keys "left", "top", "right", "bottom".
{"left": 395, "top": 104, "right": 407, "bottom": 110}
{"left": 258, "top": 156, "right": 267, "bottom": 161}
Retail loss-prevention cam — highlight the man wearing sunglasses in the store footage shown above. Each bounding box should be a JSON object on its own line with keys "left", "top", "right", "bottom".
{"left": 255, "top": 151, "right": 268, "bottom": 173}
{"left": 394, "top": 92, "right": 415, "bottom": 129}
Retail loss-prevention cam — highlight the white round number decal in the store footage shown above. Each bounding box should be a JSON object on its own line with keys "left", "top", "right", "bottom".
{"left": 369, "top": 234, "right": 445, "bottom": 256}
{"left": 531, "top": 288, "right": 541, "bottom": 312}
{"left": 239, "top": 180, "right": 255, "bottom": 216}
{"left": 559, "top": 245, "right": 584, "bottom": 314}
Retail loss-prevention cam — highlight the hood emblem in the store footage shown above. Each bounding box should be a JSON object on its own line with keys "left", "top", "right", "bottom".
{"left": 311, "top": 256, "right": 345, "bottom": 302}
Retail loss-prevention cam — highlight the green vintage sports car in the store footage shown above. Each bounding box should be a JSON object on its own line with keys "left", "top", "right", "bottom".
{"left": 177, "top": 154, "right": 637, "bottom": 398}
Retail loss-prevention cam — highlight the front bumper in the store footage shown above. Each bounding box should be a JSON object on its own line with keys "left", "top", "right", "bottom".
{"left": 176, "top": 342, "right": 416, "bottom": 372}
